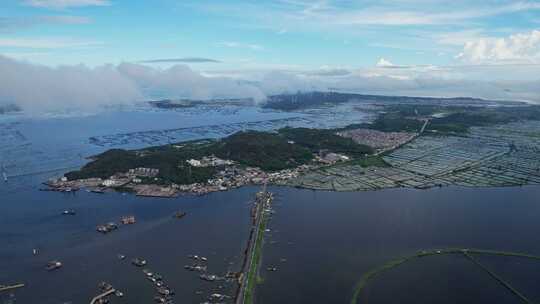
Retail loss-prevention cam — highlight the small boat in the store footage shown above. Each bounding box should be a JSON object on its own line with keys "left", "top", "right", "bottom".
{"left": 184, "top": 265, "right": 207, "bottom": 272}
{"left": 97, "top": 222, "right": 118, "bottom": 234}
{"left": 173, "top": 211, "right": 187, "bottom": 219}
{"left": 120, "top": 215, "right": 136, "bottom": 225}
{"left": 209, "top": 293, "right": 230, "bottom": 301}
{"left": 153, "top": 296, "right": 171, "bottom": 303}
{"left": 1, "top": 165, "right": 7, "bottom": 182}
{"left": 98, "top": 281, "right": 113, "bottom": 292}
{"left": 62, "top": 210, "right": 76, "bottom": 215}
{"left": 157, "top": 286, "right": 173, "bottom": 295}
{"left": 32, "top": 248, "right": 38, "bottom": 255}
{"left": 117, "top": 254, "right": 126, "bottom": 260}
{"left": 46, "top": 260, "right": 62, "bottom": 271}
{"left": 115, "top": 290, "right": 124, "bottom": 297}
{"left": 132, "top": 258, "right": 147, "bottom": 267}
{"left": 199, "top": 274, "right": 217, "bottom": 282}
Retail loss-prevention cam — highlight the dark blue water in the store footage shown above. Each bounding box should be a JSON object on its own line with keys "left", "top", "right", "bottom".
{"left": 0, "top": 104, "right": 372, "bottom": 304}
{"left": 0, "top": 181, "right": 256, "bottom": 304}
{"left": 3, "top": 179, "right": 540, "bottom": 303}
{"left": 257, "top": 186, "right": 540, "bottom": 304}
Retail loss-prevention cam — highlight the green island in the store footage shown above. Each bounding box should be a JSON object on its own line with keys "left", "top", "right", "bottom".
{"left": 48, "top": 103, "right": 540, "bottom": 197}
{"left": 351, "top": 248, "right": 540, "bottom": 304}
{"left": 347, "top": 104, "right": 540, "bottom": 134}
{"left": 65, "top": 127, "right": 373, "bottom": 183}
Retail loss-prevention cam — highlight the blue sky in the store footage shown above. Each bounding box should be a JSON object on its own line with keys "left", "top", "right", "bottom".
{"left": 2, "top": 0, "right": 539, "bottom": 68}
{"left": 0, "top": 1, "right": 539, "bottom": 112}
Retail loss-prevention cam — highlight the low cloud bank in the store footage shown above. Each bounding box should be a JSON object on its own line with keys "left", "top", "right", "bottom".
{"left": 0, "top": 56, "right": 265, "bottom": 114}
{"left": 0, "top": 55, "right": 538, "bottom": 115}
{"left": 0, "top": 56, "right": 141, "bottom": 114}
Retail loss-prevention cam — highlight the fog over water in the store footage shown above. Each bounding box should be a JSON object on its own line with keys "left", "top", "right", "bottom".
{"left": 1, "top": 55, "right": 538, "bottom": 116}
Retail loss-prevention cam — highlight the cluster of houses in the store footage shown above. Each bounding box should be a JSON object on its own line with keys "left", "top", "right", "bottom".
{"left": 315, "top": 151, "right": 350, "bottom": 164}
{"left": 337, "top": 128, "right": 416, "bottom": 151}
{"left": 49, "top": 151, "right": 353, "bottom": 196}
{"left": 185, "top": 155, "right": 235, "bottom": 167}
{"left": 173, "top": 164, "right": 322, "bottom": 195}
{"left": 101, "top": 167, "right": 161, "bottom": 187}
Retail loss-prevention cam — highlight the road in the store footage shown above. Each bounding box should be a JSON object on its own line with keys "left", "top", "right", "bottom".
{"left": 236, "top": 190, "right": 271, "bottom": 304}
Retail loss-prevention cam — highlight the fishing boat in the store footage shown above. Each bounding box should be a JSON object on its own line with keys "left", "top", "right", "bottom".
{"left": 131, "top": 258, "right": 147, "bottom": 267}
{"left": 46, "top": 260, "right": 62, "bottom": 271}
{"left": 62, "top": 210, "right": 76, "bottom": 215}
{"left": 1, "top": 165, "right": 7, "bottom": 182}
{"left": 173, "top": 211, "right": 187, "bottom": 219}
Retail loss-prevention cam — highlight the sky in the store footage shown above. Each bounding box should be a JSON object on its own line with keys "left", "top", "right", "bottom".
{"left": 1, "top": 0, "right": 540, "bottom": 113}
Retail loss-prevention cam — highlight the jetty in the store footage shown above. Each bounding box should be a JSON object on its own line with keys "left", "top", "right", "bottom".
{"left": 0, "top": 283, "right": 25, "bottom": 292}
{"left": 236, "top": 186, "right": 273, "bottom": 304}
{"left": 89, "top": 288, "right": 116, "bottom": 304}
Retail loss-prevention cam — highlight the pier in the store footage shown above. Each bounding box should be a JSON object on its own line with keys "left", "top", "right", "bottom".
{"left": 0, "top": 284, "right": 25, "bottom": 293}
{"left": 89, "top": 288, "right": 116, "bottom": 304}
{"left": 236, "top": 187, "right": 273, "bottom": 304}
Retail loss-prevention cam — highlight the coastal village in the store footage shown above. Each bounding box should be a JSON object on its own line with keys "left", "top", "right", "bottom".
{"left": 45, "top": 153, "right": 346, "bottom": 197}
{"left": 45, "top": 119, "right": 540, "bottom": 197}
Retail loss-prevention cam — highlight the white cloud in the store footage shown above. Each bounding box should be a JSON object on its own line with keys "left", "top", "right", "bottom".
{"left": 39, "top": 15, "right": 92, "bottom": 24}
{"left": 376, "top": 58, "right": 395, "bottom": 67}
{"left": 436, "top": 29, "right": 486, "bottom": 46}
{"left": 1, "top": 53, "right": 539, "bottom": 115}
{"left": 217, "top": 41, "right": 264, "bottom": 51}
{"left": 23, "top": 0, "right": 110, "bottom": 9}
{"left": 305, "top": 3, "right": 540, "bottom": 27}
{"left": 0, "top": 55, "right": 266, "bottom": 114}
{"left": 202, "top": 1, "right": 540, "bottom": 29}
{"left": 0, "top": 37, "right": 102, "bottom": 49}
{"left": 0, "top": 15, "right": 91, "bottom": 32}
{"left": 457, "top": 30, "right": 540, "bottom": 63}
{"left": 0, "top": 55, "right": 141, "bottom": 114}
{"left": 117, "top": 63, "right": 266, "bottom": 101}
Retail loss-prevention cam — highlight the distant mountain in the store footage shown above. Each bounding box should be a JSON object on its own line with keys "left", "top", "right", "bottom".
{"left": 0, "top": 104, "right": 21, "bottom": 114}
{"left": 149, "top": 98, "right": 255, "bottom": 109}
{"left": 263, "top": 91, "right": 523, "bottom": 111}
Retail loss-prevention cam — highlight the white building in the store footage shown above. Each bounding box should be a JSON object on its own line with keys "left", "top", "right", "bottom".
{"left": 186, "top": 159, "right": 202, "bottom": 167}
{"left": 102, "top": 179, "right": 117, "bottom": 187}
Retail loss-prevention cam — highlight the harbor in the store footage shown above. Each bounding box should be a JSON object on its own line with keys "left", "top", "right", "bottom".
{"left": 4, "top": 177, "right": 540, "bottom": 303}
{"left": 0, "top": 184, "right": 254, "bottom": 304}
